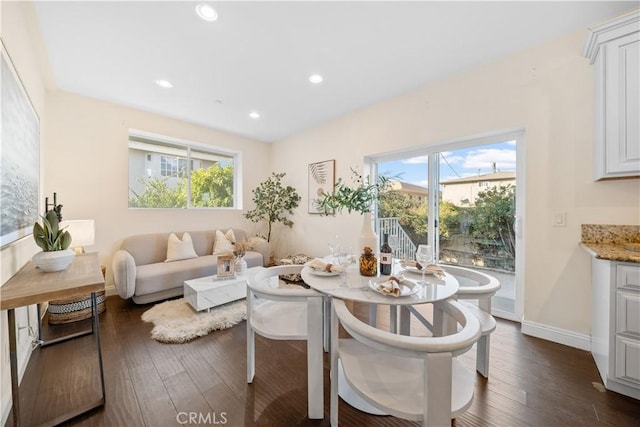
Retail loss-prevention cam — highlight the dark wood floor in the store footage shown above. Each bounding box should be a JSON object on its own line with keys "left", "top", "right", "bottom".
{"left": 9, "top": 295, "right": 640, "bottom": 426}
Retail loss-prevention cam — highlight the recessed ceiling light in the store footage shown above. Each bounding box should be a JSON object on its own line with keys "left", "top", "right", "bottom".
{"left": 249, "top": 111, "right": 260, "bottom": 119}
{"left": 196, "top": 3, "right": 218, "bottom": 22}
{"left": 155, "top": 79, "right": 173, "bottom": 88}
{"left": 309, "top": 74, "right": 323, "bottom": 84}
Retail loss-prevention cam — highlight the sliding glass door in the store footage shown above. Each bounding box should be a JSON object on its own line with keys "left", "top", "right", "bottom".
{"left": 377, "top": 156, "right": 430, "bottom": 260}
{"left": 372, "top": 131, "right": 523, "bottom": 320}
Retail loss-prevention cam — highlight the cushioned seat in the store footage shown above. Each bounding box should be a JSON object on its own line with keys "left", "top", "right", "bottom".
{"left": 135, "top": 252, "right": 263, "bottom": 298}
{"left": 111, "top": 229, "right": 269, "bottom": 304}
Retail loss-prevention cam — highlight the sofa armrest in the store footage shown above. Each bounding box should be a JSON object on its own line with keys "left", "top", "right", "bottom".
{"left": 112, "top": 249, "right": 137, "bottom": 299}
{"left": 248, "top": 236, "right": 270, "bottom": 267}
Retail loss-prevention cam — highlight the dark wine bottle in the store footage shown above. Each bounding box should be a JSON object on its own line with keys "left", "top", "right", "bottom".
{"left": 380, "top": 233, "right": 393, "bottom": 275}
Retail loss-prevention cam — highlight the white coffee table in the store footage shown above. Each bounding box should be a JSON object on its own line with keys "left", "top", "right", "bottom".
{"left": 184, "top": 267, "right": 262, "bottom": 311}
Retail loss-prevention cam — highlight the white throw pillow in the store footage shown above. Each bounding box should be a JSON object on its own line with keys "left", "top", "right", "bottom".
{"left": 165, "top": 232, "right": 198, "bottom": 262}
{"left": 213, "top": 229, "right": 236, "bottom": 254}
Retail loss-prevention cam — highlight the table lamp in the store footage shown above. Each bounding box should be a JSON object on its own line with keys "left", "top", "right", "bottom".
{"left": 64, "top": 220, "right": 95, "bottom": 254}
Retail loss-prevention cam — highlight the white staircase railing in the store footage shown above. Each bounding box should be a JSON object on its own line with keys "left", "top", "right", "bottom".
{"left": 378, "top": 217, "right": 416, "bottom": 261}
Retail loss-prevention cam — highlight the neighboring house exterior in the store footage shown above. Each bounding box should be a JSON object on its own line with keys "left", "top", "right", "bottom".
{"left": 388, "top": 181, "right": 429, "bottom": 201}
{"left": 128, "top": 138, "right": 228, "bottom": 197}
{"left": 441, "top": 171, "right": 515, "bottom": 206}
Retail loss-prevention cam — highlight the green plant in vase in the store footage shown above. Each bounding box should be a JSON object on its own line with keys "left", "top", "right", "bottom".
{"left": 32, "top": 210, "right": 75, "bottom": 272}
{"left": 315, "top": 168, "right": 390, "bottom": 215}
{"left": 315, "top": 168, "right": 391, "bottom": 274}
{"left": 33, "top": 210, "right": 72, "bottom": 251}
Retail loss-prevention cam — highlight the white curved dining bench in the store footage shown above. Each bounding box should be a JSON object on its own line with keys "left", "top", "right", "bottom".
{"left": 246, "top": 265, "right": 325, "bottom": 419}
{"left": 330, "top": 297, "right": 481, "bottom": 426}
{"left": 441, "top": 265, "right": 501, "bottom": 378}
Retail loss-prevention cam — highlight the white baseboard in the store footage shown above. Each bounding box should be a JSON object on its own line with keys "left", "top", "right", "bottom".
{"left": 521, "top": 320, "right": 591, "bottom": 351}
{"left": 492, "top": 308, "right": 520, "bottom": 322}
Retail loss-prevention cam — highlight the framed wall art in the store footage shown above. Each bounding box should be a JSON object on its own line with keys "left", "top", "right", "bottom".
{"left": 1, "top": 40, "right": 40, "bottom": 247}
{"left": 308, "top": 159, "right": 335, "bottom": 214}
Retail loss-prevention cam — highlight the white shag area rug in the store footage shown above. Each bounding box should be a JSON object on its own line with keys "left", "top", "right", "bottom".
{"left": 141, "top": 298, "right": 246, "bottom": 344}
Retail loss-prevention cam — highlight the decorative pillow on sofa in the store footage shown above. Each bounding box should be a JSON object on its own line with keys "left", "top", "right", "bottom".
{"left": 213, "top": 229, "right": 236, "bottom": 254}
{"left": 165, "top": 232, "right": 198, "bottom": 262}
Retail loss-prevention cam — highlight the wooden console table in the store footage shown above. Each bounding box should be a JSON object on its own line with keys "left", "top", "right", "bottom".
{"left": 0, "top": 253, "right": 105, "bottom": 426}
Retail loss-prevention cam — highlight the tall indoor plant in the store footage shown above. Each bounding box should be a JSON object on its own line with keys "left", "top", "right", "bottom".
{"left": 32, "top": 210, "right": 75, "bottom": 272}
{"left": 244, "top": 172, "right": 301, "bottom": 243}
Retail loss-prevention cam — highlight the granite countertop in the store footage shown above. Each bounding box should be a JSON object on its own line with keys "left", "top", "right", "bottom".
{"left": 580, "top": 242, "right": 640, "bottom": 263}
{"left": 581, "top": 224, "right": 640, "bottom": 264}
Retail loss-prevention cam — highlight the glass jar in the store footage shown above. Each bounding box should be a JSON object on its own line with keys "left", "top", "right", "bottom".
{"left": 235, "top": 255, "right": 247, "bottom": 274}
{"left": 359, "top": 248, "right": 377, "bottom": 277}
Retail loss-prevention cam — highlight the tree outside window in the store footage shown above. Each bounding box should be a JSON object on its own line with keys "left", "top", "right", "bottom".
{"left": 128, "top": 136, "right": 237, "bottom": 208}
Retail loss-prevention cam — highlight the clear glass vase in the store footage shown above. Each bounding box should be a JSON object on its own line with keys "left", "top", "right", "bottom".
{"left": 235, "top": 255, "right": 247, "bottom": 274}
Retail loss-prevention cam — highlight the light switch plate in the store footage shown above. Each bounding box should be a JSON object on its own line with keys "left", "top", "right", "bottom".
{"left": 552, "top": 212, "right": 567, "bottom": 227}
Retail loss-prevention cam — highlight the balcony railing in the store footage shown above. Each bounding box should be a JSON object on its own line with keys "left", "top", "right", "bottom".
{"left": 377, "top": 217, "right": 416, "bottom": 261}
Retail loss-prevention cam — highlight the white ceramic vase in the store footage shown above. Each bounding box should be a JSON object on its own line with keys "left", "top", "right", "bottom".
{"left": 32, "top": 249, "right": 75, "bottom": 272}
{"left": 358, "top": 212, "right": 378, "bottom": 256}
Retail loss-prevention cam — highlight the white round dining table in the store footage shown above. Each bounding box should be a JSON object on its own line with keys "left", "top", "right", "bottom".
{"left": 300, "top": 263, "right": 459, "bottom": 306}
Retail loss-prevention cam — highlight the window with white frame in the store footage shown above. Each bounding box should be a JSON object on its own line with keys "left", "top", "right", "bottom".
{"left": 128, "top": 133, "right": 239, "bottom": 209}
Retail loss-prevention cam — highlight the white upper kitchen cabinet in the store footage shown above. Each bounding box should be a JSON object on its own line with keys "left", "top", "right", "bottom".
{"left": 584, "top": 9, "right": 640, "bottom": 181}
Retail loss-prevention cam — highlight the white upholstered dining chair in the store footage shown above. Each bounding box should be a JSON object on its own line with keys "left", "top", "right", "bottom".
{"left": 246, "top": 265, "right": 325, "bottom": 419}
{"left": 330, "top": 297, "right": 481, "bottom": 426}
{"left": 440, "top": 265, "right": 501, "bottom": 378}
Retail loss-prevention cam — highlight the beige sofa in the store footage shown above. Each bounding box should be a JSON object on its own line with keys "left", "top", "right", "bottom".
{"left": 111, "top": 229, "right": 269, "bottom": 304}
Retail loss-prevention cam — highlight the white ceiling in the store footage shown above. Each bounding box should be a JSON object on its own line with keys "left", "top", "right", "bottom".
{"left": 33, "top": 1, "right": 636, "bottom": 142}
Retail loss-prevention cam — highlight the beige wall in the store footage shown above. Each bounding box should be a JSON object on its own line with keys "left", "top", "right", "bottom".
{"left": 44, "top": 91, "right": 271, "bottom": 281}
{"left": 270, "top": 29, "right": 640, "bottom": 338}
{"left": 0, "top": 2, "right": 48, "bottom": 424}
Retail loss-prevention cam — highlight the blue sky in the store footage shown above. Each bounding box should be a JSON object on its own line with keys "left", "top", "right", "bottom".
{"left": 377, "top": 140, "right": 516, "bottom": 187}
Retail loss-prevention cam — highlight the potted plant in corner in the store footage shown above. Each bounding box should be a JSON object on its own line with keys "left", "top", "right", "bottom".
{"left": 32, "top": 210, "right": 75, "bottom": 272}
{"left": 244, "top": 172, "right": 301, "bottom": 243}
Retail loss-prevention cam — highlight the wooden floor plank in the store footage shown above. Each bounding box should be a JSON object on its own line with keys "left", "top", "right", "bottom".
{"left": 9, "top": 295, "right": 640, "bottom": 427}
{"left": 173, "top": 341, "right": 224, "bottom": 394}
{"left": 164, "top": 371, "right": 215, "bottom": 419}
{"left": 145, "top": 339, "right": 186, "bottom": 380}
{"left": 128, "top": 362, "right": 179, "bottom": 426}
{"left": 201, "top": 381, "right": 248, "bottom": 426}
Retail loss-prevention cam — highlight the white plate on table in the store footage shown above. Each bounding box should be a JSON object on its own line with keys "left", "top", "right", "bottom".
{"left": 368, "top": 278, "right": 420, "bottom": 297}
{"left": 307, "top": 266, "right": 342, "bottom": 277}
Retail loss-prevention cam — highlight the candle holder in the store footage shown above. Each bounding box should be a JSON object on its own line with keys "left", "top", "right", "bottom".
{"left": 44, "top": 192, "right": 63, "bottom": 222}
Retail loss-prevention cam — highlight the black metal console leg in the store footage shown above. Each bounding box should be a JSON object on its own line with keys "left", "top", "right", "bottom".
{"left": 37, "top": 303, "right": 43, "bottom": 343}
{"left": 8, "top": 309, "right": 21, "bottom": 426}
{"left": 92, "top": 292, "right": 106, "bottom": 402}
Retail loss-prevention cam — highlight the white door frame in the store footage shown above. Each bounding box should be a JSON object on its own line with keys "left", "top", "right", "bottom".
{"left": 367, "top": 128, "right": 525, "bottom": 322}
